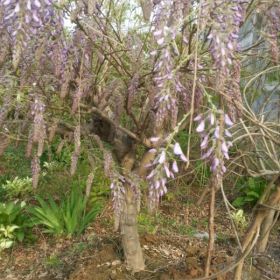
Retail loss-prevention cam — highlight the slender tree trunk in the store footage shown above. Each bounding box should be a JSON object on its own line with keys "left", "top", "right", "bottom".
{"left": 234, "top": 213, "right": 264, "bottom": 280}
{"left": 234, "top": 177, "right": 280, "bottom": 280}
{"left": 120, "top": 186, "right": 145, "bottom": 272}
{"left": 256, "top": 209, "right": 276, "bottom": 253}
{"left": 205, "top": 185, "right": 216, "bottom": 277}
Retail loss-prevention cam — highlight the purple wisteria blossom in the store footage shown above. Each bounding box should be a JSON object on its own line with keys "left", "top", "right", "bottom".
{"left": 204, "top": 0, "right": 249, "bottom": 73}
{"left": 195, "top": 111, "right": 234, "bottom": 175}
{"left": 151, "top": 0, "right": 185, "bottom": 130}
{"left": 0, "top": 0, "right": 64, "bottom": 69}
{"left": 146, "top": 141, "right": 187, "bottom": 210}
{"left": 200, "top": 1, "right": 249, "bottom": 121}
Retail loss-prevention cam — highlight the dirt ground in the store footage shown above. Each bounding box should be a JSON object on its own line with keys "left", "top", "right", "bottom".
{"left": 1, "top": 195, "right": 279, "bottom": 280}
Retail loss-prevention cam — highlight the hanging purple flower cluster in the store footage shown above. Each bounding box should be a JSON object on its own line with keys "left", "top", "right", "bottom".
{"left": 205, "top": 0, "right": 248, "bottom": 74}
{"left": 70, "top": 125, "right": 81, "bottom": 176}
{"left": 146, "top": 142, "right": 187, "bottom": 210}
{"left": 199, "top": 0, "right": 249, "bottom": 122}
{"left": 31, "top": 97, "right": 46, "bottom": 157}
{"left": 27, "top": 96, "right": 47, "bottom": 188}
{"left": 195, "top": 111, "right": 233, "bottom": 175}
{"left": 266, "top": 5, "right": 280, "bottom": 63}
{"left": 60, "top": 50, "right": 75, "bottom": 99}
{"left": 0, "top": 0, "right": 64, "bottom": 69}
{"left": 151, "top": 0, "right": 184, "bottom": 130}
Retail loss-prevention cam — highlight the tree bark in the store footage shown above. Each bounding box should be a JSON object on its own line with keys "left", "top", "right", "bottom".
{"left": 118, "top": 151, "right": 146, "bottom": 272}
{"left": 256, "top": 209, "right": 276, "bottom": 253}
{"left": 234, "top": 177, "right": 280, "bottom": 280}
{"left": 120, "top": 186, "right": 145, "bottom": 272}
{"left": 205, "top": 185, "right": 216, "bottom": 277}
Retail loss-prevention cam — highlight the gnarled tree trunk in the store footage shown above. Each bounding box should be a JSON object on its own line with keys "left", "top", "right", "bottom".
{"left": 234, "top": 176, "right": 280, "bottom": 280}
{"left": 120, "top": 186, "right": 145, "bottom": 272}
{"left": 256, "top": 209, "right": 276, "bottom": 253}
{"left": 118, "top": 151, "right": 146, "bottom": 272}
{"left": 119, "top": 148, "right": 157, "bottom": 272}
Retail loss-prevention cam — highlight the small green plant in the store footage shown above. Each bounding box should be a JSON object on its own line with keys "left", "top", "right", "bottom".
{"left": 44, "top": 254, "right": 63, "bottom": 268}
{"left": 231, "top": 209, "right": 248, "bottom": 230}
{"left": 0, "top": 201, "right": 33, "bottom": 250}
{"left": 2, "top": 177, "right": 32, "bottom": 199}
{"left": 0, "top": 225, "right": 20, "bottom": 249}
{"left": 138, "top": 212, "right": 158, "bottom": 234}
{"left": 232, "top": 177, "right": 266, "bottom": 208}
{"left": 30, "top": 187, "right": 101, "bottom": 237}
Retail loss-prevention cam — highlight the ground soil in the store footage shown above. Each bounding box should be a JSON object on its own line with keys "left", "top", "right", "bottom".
{"left": 0, "top": 195, "right": 280, "bottom": 280}
{"left": 0, "top": 188, "right": 279, "bottom": 280}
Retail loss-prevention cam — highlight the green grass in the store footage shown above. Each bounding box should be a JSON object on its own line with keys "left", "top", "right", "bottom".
{"left": 44, "top": 254, "right": 63, "bottom": 268}
{"left": 0, "top": 145, "right": 31, "bottom": 178}
{"left": 138, "top": 210, "right": 196, "bottom": 236}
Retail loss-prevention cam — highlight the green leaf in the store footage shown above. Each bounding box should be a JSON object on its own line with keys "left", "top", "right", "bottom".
{"left": 15, "top": 231, "right": 24, "bottom": 242}
{"left": 248, "top": 178, "right": 255, "bottom": 189}
{"left": 0, "top": 240, "right": 13, "bottom": 249}
{"left": 232, "top": 197, "right": 246, "bottom": 208}
{"left": 246, "top": 191, "right": 260, "bottom": 198}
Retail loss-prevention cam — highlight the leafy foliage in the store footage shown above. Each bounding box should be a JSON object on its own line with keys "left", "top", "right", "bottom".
{"left": 2, "top": 176, "right": 32, "bottom": 199}
{"left": 231, "top": 209, "right": 247, "bottom": 230}
{"left": 42, "top": 137, "right": 74, "bottom": 167}
{"left": 30, "top": 187, "right": 101, "bottom": 237}
{"left": 232, "top": 177, "right": 267, "bottom": 208}
{"left": 0, "top": 201, "right": 33, "bottom": 250}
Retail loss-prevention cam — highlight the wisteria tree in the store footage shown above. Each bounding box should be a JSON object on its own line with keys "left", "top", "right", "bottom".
{"left": 0, "top": 0, "right": 279, "bottom": 278}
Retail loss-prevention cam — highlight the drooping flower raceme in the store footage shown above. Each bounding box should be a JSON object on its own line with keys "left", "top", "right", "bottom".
{"left": 201, "top": 0, "right": 248, "bottom": 121}
{"left": 151, "top": 0, "right": 185, "bottom": 130}
{"left": 0, "top": 0, "right": 64, "bottom": 69}
{"left": 146, "top": 141, "right": 187, "bottom": 210}
{"left": 195, "top": 111, "right": 233, "bottom": 175}
{"left": 204, "top": 0, "right": 248, "bottom": 74}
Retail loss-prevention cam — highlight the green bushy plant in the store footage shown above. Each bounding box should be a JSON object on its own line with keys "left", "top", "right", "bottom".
{"left": 30, "top": 187, "right": 101, "bottom": 237}
{"left": 232, "top": 177, "right": 266, "bottom": 208}
{"left": 2, "top": 176, "right": 32, "bottom": 199}
{"left": 0, "top": 201, "right": 33, "bottom": 250}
